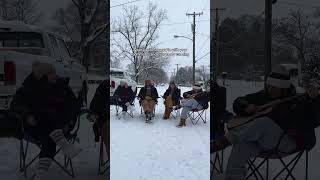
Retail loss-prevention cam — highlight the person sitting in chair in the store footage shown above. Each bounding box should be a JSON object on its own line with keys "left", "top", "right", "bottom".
{"left": 10, "top": 62, "right": 81, "bottom": 179}
{"left": 138, "top": 79, "right": 159, "bottom": 121}
{"left": 162, "top": 81, "right": 181, "bottom": 119}
{"left": 113, "top": 80, "right": 135, "bottom": 118}
{"left": 176, "top": 85, "right": 210, "bottom": 127}
{"left": 182, "top": 83, "right": 203, "bottom": 99}
{"left": 212, "top": 66, "right": 320, "bottom": 180}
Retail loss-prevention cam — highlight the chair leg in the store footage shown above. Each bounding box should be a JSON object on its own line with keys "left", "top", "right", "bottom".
{"left": 306, "top": 151, "right": 308, "bottom": 180}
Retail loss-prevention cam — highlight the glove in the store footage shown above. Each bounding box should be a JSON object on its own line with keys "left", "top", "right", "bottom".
{"left": 87, "top": 113, "right": 98, "bottom": 123}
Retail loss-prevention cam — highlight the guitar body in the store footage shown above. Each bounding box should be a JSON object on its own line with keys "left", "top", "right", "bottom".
{"left": 227, "top": 107, "right": 272, "bottom": 130}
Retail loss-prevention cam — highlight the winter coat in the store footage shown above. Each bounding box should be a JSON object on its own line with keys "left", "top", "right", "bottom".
{"left": 193, "top": 91, "right": 210, "bottom": 108}
{"left": 212, "top": 85, "right": 227, "bottom": 139}
{"left": 90, "top": 80, "right": 109, "bottom": 123}
{"left": 138, "top": 86, "right": 159, "bottom": 102}
{"left": 183, "top": 89, "right": 203, "bottom": 98}
{"left": 10, "top": 74, "right": 79, "bottom": 131}
{"left": 232, "top": 87, "right": 319, "bottom": 150}
{"left": 113, "top": 85, "right": 135, "bottom": 102}
{"left": 163, "top": 88, "right": 181, "bottom": 105}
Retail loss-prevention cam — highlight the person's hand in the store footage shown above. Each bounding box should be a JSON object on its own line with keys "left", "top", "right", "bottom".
{"left": 26, "top": 115, "right": 37, "bottom": 126}
{"left": 306, "top": 87, "right": 319, "bottom": 99}
{"left": 244, "top": 104, "right": 257, "bottom": 114}
{"left": 118, "top": 98, "right": 121, "bottom": 102}
{"left": 125, "top": 102, "right": 130, "bottom": 107}
{"left": 87, "top": 113, "right": 98, "bottom": 123}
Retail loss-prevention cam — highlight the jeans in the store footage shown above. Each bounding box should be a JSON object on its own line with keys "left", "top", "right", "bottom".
{"left": 180, "top": 99, "right": 203, "bottom": 119}
{"left": 225, "top": 117, "right": 296, "bottom": 180}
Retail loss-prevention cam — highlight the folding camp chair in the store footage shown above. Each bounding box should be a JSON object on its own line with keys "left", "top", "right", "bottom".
{"left": 17, "top": 108, "right": 86, "bottom": 178}
{"left": 112, "top": 96, "right": 134, "bottom": 118}
{"left": 245, "top": 130, "right": 309, "bottom": 180}
{"left": 187, "top": 103, "right": 209, "bottom": 125}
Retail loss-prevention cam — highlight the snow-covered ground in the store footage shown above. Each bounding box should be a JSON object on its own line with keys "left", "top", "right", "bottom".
{"left": 0, "top": 83, "right": 106, "bottom": 180}
{"left": 212, "top": 79, "right": 320, "bottom": 180}
{"left": 110, "top": 85, "right": 210, "bottom": 180}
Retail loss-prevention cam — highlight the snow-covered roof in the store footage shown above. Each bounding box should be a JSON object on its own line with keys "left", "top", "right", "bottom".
{"left": 279, "top": 64, "right": 298, "bottom": 70}
{"left": 110, "top": 67, "right": 125, "bottom": 72}
{"left": 0, "top": 20, "right": 65, "bottom": 39}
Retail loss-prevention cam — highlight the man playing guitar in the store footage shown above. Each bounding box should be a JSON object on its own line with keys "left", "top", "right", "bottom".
{"left": 211, "top": 66, "right": 320, "bottom": 180}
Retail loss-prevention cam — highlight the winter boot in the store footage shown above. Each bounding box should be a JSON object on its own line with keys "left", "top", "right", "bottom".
{"left": 176, "top": 118, "right": 186, "bottom": 128}
{"left": 32, "top": 157, "right": 52, "bottom": 180}
{"left": 49, "top": 129, "right": 82, "bottom": 159}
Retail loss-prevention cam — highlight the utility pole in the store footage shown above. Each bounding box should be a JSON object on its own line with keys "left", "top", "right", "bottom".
{"left": 212, "top": 8, "right": 226, "bottom": 81}
{"left": 175, "top": 64, "right": 179, "bottom": 83}
{"left": 265, "top": 0, "right": 272, "bottom": 82}
{"left": 187, "top": 11, "right": 203, "bottom": 85}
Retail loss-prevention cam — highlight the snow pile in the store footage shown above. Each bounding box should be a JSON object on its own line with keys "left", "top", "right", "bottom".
{"left": 110, "top": 86, "right": 210, "bottom": 180}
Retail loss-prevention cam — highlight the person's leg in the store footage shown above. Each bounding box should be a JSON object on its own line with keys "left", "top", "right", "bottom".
{"left": 224, "top": 117, "right": 296, "bottom": 179}
{"left": 118, "top": 99, "right": 127, "bottom": 112}
{"left": 225, "top": 117, "right": 296, "bottom": 152}
{"left": 164, "top": 96, "right": 173, "bottom": 119}
{"left": 225, "top": 143, "right": 260, "bottom": 180}
{"left": 142, "top": 100, "right": 150, "bottom": 114}
{"left": 102, "top": 122, "right": 110, "bottom": 160}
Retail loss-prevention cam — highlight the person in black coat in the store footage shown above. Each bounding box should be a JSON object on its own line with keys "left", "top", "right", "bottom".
{"left": 211, "top": 81, "right": 227, "bottom": 139}
{"left": 113, "top": 80, "right": 135, "bottom": 114}
{"left": 176, "top": 88, "right": 210, "bottom": 127}
{"left": 10, "top": 62, "right": 81, "bottom": 179}
{"left": 212, "top": 66, "right": 320, "bottom": 179}
{"left": 89, "top": 79, "right": 109, "bottom": 160}
{"left": 138, "top": 79, "right": 159, "bottom": 119}
{"left": 162, "top": 81, "right": 181, "bottom": 119}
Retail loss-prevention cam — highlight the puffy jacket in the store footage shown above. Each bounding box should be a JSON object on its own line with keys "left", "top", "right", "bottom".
{"left": 163, "top": 88, "right": 181, "bottom": 105}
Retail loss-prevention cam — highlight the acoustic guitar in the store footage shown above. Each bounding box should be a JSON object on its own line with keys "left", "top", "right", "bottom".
{"left": 227, "top": 89, "right": 320, "bottom": 130}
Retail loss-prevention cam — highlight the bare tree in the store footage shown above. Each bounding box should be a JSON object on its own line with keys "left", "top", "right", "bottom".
{"left": 273, "top": 10, "right": 315, "bottom": 84}
{"left": 112, "top": 2, "right": 167, "bottom": 82}
{"left": 0, "top": 0, "right": 41, "bottom": 24}
{"left": 69, "top": 0, "right": 109, "bottom": 71}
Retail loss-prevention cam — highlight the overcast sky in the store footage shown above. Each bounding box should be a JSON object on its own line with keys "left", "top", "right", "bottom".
{"left": 111, "top": 0, "right": 210, "bottom": 77}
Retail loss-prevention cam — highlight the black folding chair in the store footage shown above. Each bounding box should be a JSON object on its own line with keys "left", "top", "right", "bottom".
{"left": 187, "top": 103, "right": 209, "bottom": 125}
{"left": 17, "top": 108, "right": 87, "bottom": 178}
{"left": 245, "top": 130, "right": 309, "bottom": 180}
{"left": 112, "top": 96, "right": 134, "bottom": 118}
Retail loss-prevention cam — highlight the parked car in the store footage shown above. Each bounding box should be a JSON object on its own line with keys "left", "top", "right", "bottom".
{"left": 110, "top": 68, "right": 137, "bottom": 98}
{"left": 0, "top": 21, "right": 87, "bottom": 110}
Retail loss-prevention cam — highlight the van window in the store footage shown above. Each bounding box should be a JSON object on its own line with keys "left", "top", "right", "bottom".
{"left": 57, "top": 38, "right": 71, "bottom": 59}
{"left": 0, "top": 32, "right": 44, "bottom": 48}
{"left": 111, "top": 71, "right": 124, "bottom": 78}
{"left": 49, "top": 35, "right": 61, "bottom": 59}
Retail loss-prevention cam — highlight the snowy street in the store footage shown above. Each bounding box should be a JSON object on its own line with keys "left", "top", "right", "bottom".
{"left": 110, "top": 86, "right": 210, "bottom": 180}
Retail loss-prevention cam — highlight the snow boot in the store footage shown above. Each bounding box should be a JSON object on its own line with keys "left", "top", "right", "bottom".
{"left": 32, "top": 157, "right": 52, "bottom": 180}
{"left": 176, "top": 119, "right": 186, "bottom": 128}
{"left": 49, "top": 129, "right": 82, "bottom": 159}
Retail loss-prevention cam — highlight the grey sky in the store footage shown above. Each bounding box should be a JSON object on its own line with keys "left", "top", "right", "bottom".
{"left": 111, "top": 0, "right": 210, "bottom": 77}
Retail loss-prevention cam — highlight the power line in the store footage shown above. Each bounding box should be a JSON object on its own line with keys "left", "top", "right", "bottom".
{"left": 195, "top": 36, "right": 210, "bottom": 58}
{"left": 196, "top": 52, "right": 209, "bottom": 62}
{"left": 111, "top": 0, "right": 144, "bottom": 8}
